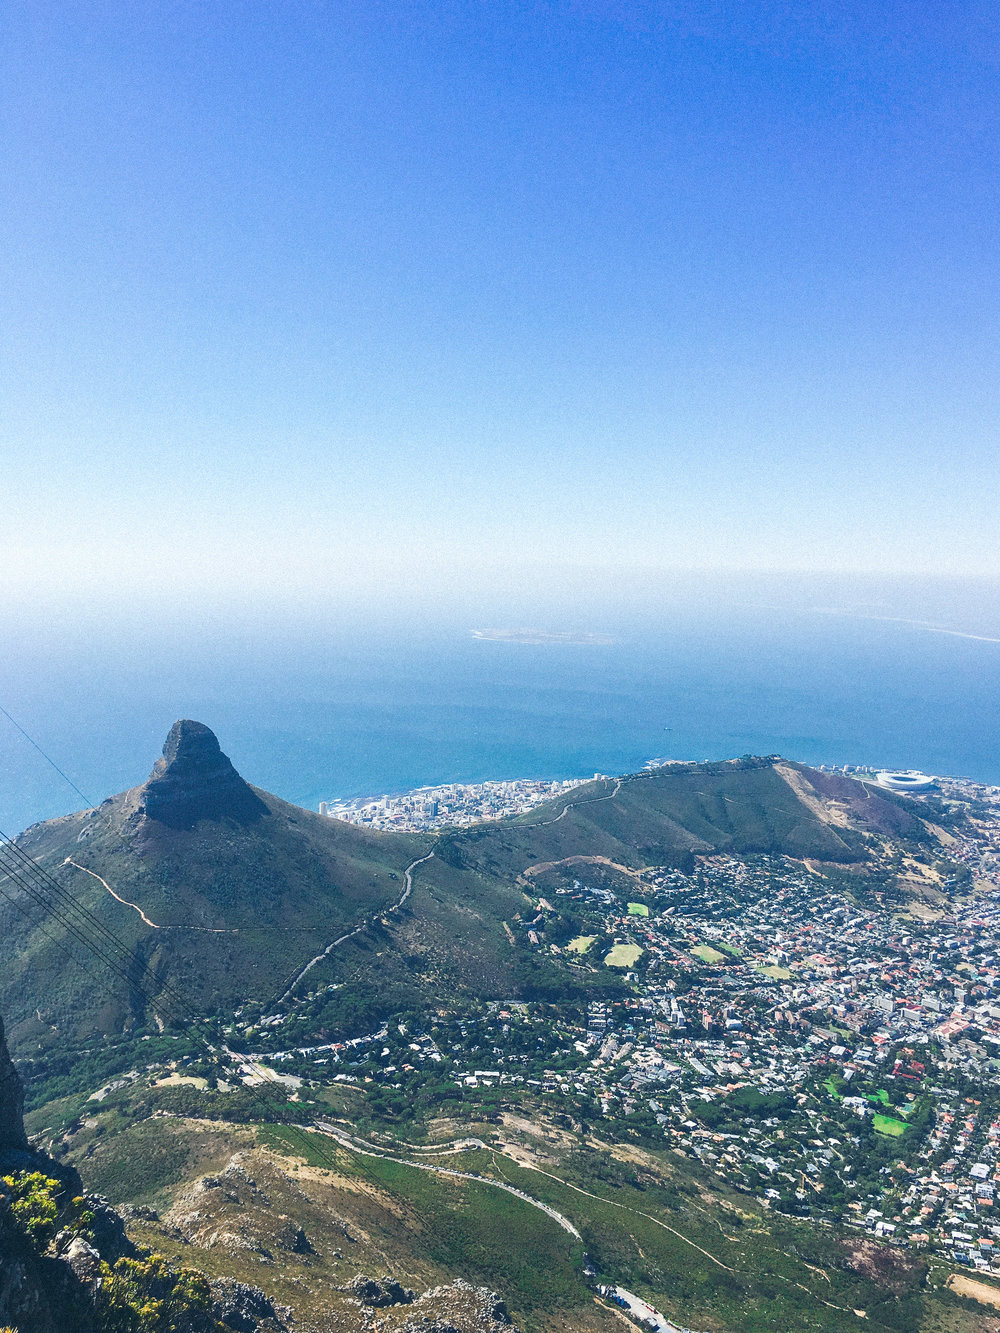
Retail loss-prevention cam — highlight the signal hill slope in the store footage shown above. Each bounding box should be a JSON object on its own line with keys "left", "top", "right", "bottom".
{"left": 439, "top": 756, "right": 929, "bottom": 881}
{"left": 0, "top": 722, "right": 936, "bottom": 1057}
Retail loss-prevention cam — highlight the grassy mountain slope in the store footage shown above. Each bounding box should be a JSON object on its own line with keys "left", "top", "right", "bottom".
{"left": 32, "top": 1084, "right": 984, "bottom": 1333}
{"left": 213, "top": 757, "right": 938, "bottom": 1033}
{"left": 1, "top": 732, "right": 936, "bottom": 1061}
{"left": 0, "top": 725, "right": 425, "bottom": 1050}
{"left": 438, "top": 757, "right": 931, "bottom": 880}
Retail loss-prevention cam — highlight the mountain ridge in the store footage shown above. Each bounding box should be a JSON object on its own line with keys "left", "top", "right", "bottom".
{"left": 0, "top": 724, "right": 939, "bottom": 1058}
{"left": 1, "top": 724, "right": 971, "bottom": 1333}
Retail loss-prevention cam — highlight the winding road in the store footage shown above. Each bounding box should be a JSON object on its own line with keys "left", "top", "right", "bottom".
{"left": 309, "top": 1118, "right": 581, "bottom": 1238}
{"left": 519, "top": 775, "right": 625, "bottom": 829}
{"left": 277, "top": 850, "right": 436, "bottom": 1002}
{"left": 296, "top": 1120, "right": 709, "bottom": 1331}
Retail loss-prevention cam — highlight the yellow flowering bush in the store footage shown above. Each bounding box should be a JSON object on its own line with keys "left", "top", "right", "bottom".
{"left": 1, "top": 1171, "right": 60, "bottom": 1245}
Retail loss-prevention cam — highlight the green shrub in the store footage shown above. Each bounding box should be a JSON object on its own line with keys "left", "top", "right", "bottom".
{"left": 2, "top": 1171, "right": 60, "bottom": 1245}
{"left": 95, "top": 1252, "right": 218, "bottom": 1332}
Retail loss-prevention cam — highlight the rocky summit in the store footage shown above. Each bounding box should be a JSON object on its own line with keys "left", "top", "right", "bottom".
{"left": 131, "top": 718, "right": 268, "bottom": 829}
{"left": 0, "top": 721, "right": 424, "bottom": 1041}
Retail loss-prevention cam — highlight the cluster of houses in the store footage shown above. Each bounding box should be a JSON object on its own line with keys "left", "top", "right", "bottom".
{"left": 219, "top": 772, "right": 1000, "bottom": 1269}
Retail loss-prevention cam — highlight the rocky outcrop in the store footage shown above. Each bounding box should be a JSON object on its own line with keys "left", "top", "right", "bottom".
{"left": 401, "top": 1281, "right": 515, "bottom": 1331}
{"left": 0, "top": 1011, "right": 27, "bottom": 1155}
{"left": 347, "top": 1273, "right": 415, "bottom": 1308}
{"left": 210, "top": 1278, "right": 291, "bottom": 1332}
{"left": 132, "top": 719, "right": 268, "bottom": 830}
{"left": 0, "top": 1026, "right": 286, "bottom": 1333}
{"left": 347, "top": 1278, "right": 518, "bottom": 1333}
{"left": 0, "top": 1177, "right": 290, "bottom": 1333}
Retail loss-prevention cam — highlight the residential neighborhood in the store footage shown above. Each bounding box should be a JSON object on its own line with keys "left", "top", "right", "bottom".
{"left": 319, "top": 775, "right": 595, "bottom": 830}
{"left": 217, "top": 773, "right": 1000, "bottom": 1274}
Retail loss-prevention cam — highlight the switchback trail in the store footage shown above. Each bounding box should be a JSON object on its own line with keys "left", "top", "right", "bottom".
{"left": 303, "top": 1123, "right": 704, "bottom": 1331}
{"left": 304, "top": 1123, "right": 724, "bottom": 1277}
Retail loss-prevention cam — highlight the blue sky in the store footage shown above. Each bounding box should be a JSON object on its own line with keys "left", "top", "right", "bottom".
{"left": 3, "top": 1, "right": 999, "bottom": 610}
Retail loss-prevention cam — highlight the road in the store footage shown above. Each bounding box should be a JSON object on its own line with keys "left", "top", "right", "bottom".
{"left": 277, "top": 850, "right": 436, "bottom": 1002}
{"left": 303, "top": 1121, "right": 703, "bottom": 1330}
{"left": 606, "top": 1286, "right": 691, "bottom": 1333}
{"left": 309, "top": 1119, "right": 582, "bottom": 1239}
{"left": 520, "top": 776, "right": 625, "bottom": 829}
{"left": 280, "top": 774, "right": 624, "bottom": 997}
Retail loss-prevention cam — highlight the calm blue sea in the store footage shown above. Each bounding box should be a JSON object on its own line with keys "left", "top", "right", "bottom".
{"left": 1, "top": 589, "right": 998, "bottom": 837}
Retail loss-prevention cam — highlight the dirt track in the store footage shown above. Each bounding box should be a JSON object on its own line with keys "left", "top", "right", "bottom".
{"left": 947, "top": 1272, "right": 1000, "bottom": 1307}
{"left": 523, "top": 854, "right": 643, "bottom": 881}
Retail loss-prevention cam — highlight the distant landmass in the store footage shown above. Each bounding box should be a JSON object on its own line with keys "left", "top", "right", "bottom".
{"left": 471, "top": 628, "right": 614, "bottom": 644}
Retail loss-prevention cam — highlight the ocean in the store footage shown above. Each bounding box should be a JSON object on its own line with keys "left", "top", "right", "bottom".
{"left": 1, "top": 585, "right": 998, "bottom": 837}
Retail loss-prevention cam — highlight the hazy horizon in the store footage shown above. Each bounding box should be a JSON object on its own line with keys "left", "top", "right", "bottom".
{"left": 4, "top": 4, "right": 997, "bottom": 834}
{"left": 1, "top": 568, "right": 997, "bottom": 839}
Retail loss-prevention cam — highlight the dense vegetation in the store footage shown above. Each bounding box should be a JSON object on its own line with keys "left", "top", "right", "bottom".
{"left": 0, "top": 1169, "right": 228, "bottom": 1332}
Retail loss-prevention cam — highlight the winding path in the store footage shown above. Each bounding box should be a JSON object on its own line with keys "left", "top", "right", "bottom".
{"left": 64, "top": 857, "right": 161, "bottom": 930}
{"left": 299, "top": 1121, "right": 709, "bottom": 1330}
{"left": 518, "top": 776, "right": 625, "bottom": 829}
{"left": 308, "top": 1119, "right": 582, "bottom": 1239}
{"left": 511, "top": 1160, "right": 735, "bottom": 1274}
{"left": 277, "top": 850, "right": 436, "bottom": 1002}
{"left": 279, "top": 773, "right": 628, "bottom": 1002}
{"left": 64, "top": 858, "right": 241, "bottom": 934}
